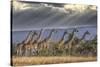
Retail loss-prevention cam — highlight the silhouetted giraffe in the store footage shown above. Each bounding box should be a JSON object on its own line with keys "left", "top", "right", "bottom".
{"left": 74, "top": 31, "right": 90, "bottom": 54}
{"left": 16, "top": 31, "right": 33, "bottom": 56}
{"left": 38, "top": 29, "right": 55, "bottom": 50}
{"left": 58, "top": 31, "right": 68, "bottom": 49}
{"left": 43, "top": 29, "right": 55, "bottom": 49}
{"left": 24, "top": 31, "right": 38, "bottom": 56}
{"left": 64, "top": 28, "right": 78, "bottom": 56}
{"left": 30, "top": 29, "right": 43, "bottom": 55}
{"left": 45, "top": 29, "right": 56, "bottom": 49}
{"left": 75, "top": 31, "right": 90, "bottom": 48}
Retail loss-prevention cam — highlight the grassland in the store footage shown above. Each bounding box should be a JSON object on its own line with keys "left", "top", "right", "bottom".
{"left": 12, "top": 56, "right": 97, "bottom": 66}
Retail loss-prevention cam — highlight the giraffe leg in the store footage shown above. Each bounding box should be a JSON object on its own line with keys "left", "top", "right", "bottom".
{"left": 19, "top": 49, "right": 21, "bottom": 56}
{"left": 22, "top": 49, "right": 25, "bottom": 56}
{"left": 19, "top": 49, "right": 23, "bottom": 56}
{"left": 29, "top": 49, "right": 31, "bottom": 56}
{"left": 16, "top": 49, "right": 19, "bottom": 56}
{"left": 25, "top": 49, "right": 27, "bottom": 56}
{"left": 30, "top": 48, "right": 33, "bottom": 56}
{"left": 21, "top": 49, "right": 23, "bottom": 56}
{"left": 25, "top": 49, "right": 28, "bottom": 56}
{"left": 28, "top": 49, "right": 30, "bottom": 56}
{"left": 18, "top": 49, "right": 20, "bottom": 56}
{"left": 23, "top": 48, "right": 25, "bottom": 56}
{"left": 22, "top": 50, "right": 25, "bottom": 56}
{"left": 68, "top": 45, "right": 71, "bottom": 56}
{"left": 27, "top": 49, "right": 29, "bottom": 56}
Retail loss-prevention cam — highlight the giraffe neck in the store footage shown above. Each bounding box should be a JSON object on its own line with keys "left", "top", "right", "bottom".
{"left": 59, "top": 32, "right": 67, "bottom": 42}
{"left": 45, "top": 30, "right": 54, "bottom": 42}
{"left": 36, "top": 29, "right": 42, "bottom": 40}
{"left": 80, "top": 33, "right": 87, "bottom": 41}
{"left": 28, "top": 33, "right": 37, "bottom": 44}
{"left": 24, "top": 31, "right": 33, "bottom": 44}
{"left": 32, "top": 30, "right": 43, "bottom": 44}
{"left": 64, "top": 30, "right": 75, "bottom": 44}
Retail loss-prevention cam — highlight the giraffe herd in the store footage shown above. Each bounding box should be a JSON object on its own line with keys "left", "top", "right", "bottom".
{"left": 15, "top": 28, "right": 92, "bottom": 56}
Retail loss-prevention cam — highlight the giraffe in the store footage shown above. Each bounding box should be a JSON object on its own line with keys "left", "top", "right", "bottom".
{"left": 16, "top": 31, "right": 33, "bottom": 56}
{"left": 42, "top": 29, "right": 55, "bottom": 49}
{"left": 63, "top": 28, "right": 78, "bottom": 56}
{"left": 37, "top": 29, "right": 55, "bottom": 50}
{"left": 74, "top": 31, "right": 90, "bottom": 55}
{"left": 32, "top": 29, "right": 43, "bottom": 49}
{"left": 25, "top": 29, "right": 55, "bottom": 56}
{"left": 23, "top": 31, "right": 38, "bottom": 56}
{"left": 30, "top": 29, "right": 43, "bottom": 56}
{"left": 45, "top": 29, "right": 56, "bottom": 49}
{"left": 75, "top": 30, "right": 90, "bottom": 48}
{"left": 57, "top": 31, "right": 68, "bottom": 49}
{"left": 33, "top": 29, "right": 55, "bottom": 56}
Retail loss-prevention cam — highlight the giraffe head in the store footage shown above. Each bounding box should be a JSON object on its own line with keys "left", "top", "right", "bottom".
{"left": 85, "top": 31, "right": 90, "bottom": 35}
{"left": 50, "top": 29, "right": 58, "bottom": 34}
{"left": 64, "top": 30, "right": 68, "bottom": 34}
{"left": 33, "top": 31, "right": 38, "bottom": 36}
{"left": 51, "top": 29, "right": 55, "bottom": 32}
{"left": 73, "top": 28, "right": 78, "bottom": 32}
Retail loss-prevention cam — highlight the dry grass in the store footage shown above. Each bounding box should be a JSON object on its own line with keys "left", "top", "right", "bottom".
{"left": 12, "top": 56, "right": 97, "bottom": 66}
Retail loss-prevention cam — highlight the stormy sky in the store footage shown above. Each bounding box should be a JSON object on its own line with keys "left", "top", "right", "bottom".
{"left": 12, "top": 0, "right": 97, "bottom": 31}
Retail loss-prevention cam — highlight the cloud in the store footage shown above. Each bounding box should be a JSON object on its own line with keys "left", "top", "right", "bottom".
{"left": 12, "top": 1, "right": 97, "bottom": 31}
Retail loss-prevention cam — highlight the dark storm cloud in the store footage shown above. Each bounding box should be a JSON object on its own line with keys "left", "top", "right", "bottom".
{"left": 12, "top": 3, "right": 97, "bottom": 31}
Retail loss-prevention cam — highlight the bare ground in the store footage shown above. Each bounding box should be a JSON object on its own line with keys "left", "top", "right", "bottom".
{"left": 11, "top": 56, "right": 97, "bottom": 66}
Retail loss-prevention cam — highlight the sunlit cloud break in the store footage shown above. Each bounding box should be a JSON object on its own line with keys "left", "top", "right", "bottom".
{"left": 12, "top": 0, "right": 97, "bottom": 31}
{"left": 13, "top": 0, "right": 97, "bottom": 12}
